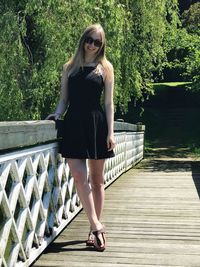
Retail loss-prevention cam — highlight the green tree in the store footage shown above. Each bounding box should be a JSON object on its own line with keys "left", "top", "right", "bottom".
{"left": 181, "top": 2, "right": 200, "bottom": 91}
{"left": 0, "top": 0, "right": 182, "bottom": 120}
{"left": 162, "top": 2, "right": 200, "bottom": 88}
{"left": 182, "top": 2, "right": 200, "bottom": 34}
{"left": 0, "top": 7, "right": 28, "bottom": 120}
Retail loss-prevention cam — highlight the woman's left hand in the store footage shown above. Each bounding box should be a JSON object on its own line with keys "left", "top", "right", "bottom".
{"left": 107, "top": 134, "right": 116, "bottom": 151}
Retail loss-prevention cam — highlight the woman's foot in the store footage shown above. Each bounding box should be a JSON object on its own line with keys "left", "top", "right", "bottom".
{"left": 92, "top": 225, "right": 106, "bottom": 252}
{"left": 86, "top": 230, "right": 95, "bottom": 246}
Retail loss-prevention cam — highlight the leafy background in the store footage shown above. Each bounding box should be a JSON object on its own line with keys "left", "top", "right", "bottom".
{"left": 0, "top": 0, "right": 199, "bottom": 120}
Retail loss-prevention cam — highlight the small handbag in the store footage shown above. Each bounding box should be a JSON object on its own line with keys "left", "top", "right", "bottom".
{"left": 55, "top": 119, "right": 64, "bottom": 139}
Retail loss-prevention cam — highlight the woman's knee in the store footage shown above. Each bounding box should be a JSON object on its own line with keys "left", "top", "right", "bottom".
{"left": 90, "top": 174, "right": 104, "bottom": 189}
{"left": 67, "top": 159, "right": 87, "bottom": 184}
{"left": 71, "top": 169, "right": 85, "bottom": 180}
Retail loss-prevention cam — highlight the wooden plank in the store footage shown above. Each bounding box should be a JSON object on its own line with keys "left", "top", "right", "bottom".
{"left": 32, "top": 158, "right": 200, "bottom": 267}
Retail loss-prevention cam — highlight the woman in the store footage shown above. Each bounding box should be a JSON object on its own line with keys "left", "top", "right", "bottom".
{"left": 47, "top": 24, "right": 115, "bottom": 251}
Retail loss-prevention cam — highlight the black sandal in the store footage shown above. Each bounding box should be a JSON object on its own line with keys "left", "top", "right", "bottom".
{"left": 86, "top": 230, "right": 95, "bottom": 246}
{"left": 93, "top": 226, "right": 106, "bottom": 252}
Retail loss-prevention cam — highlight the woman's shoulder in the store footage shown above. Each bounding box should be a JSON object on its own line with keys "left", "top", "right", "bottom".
{"left": 63, "top": 60, "right": 75, "bottom": 78}
{"left": 101, "top": 59, "right": 113, "bottom": 71}
{"left": 105, "top": 59, "right": 113, "bottom": 69}
{"left": 95, "top": 61, "right": 112, "bottom": 83}
{"left": 98, "top": 59, "right": 113, "bottom": 77}
{"left": 100, "top": 60, "right": 114, "bottom": 82}
{"left": 63, "top": 61, "right": 71, "bottom": 72}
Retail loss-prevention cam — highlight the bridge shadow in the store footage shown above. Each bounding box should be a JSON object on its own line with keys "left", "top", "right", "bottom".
{"left": 143, "top": 160, "right": 200, "bottom": 198}
{"left": 141, "top": 146, "right": 200, "bottom": 199}
{"left": 145, "top": 146, "right": 193, "bottom": 159}
{"left": 137, "top": 158, "right": 192, "bottom": 173}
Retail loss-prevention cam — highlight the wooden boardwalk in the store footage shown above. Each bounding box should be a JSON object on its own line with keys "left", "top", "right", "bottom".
{"left": 32, "top": 157, "right": 200, "bottom": 267}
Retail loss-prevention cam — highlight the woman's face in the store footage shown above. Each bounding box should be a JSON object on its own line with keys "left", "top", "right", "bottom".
{"left": 84, "top": 30, "right": 102, "bottom": 56}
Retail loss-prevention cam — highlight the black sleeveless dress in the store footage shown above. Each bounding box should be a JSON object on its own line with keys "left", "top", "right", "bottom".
{"left": 59, "top": 65, "right": 115, "bottom": 159}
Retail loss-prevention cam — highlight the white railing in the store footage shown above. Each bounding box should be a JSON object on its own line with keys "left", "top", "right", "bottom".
{"left": 0, "top": 121, "right": 145, "bottom": 267}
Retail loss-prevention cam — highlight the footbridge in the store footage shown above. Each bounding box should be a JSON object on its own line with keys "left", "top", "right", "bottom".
{"left": 1, "top": 121, "right": 200, "bottom": 267}
{"left": 0, "top": 121, "right": 144, "bottom": 267}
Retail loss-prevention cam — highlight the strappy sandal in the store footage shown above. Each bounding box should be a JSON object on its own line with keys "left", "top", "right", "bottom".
{"left": 86, "top": 230, "right": 95, "bottom": 246}
{"left": 93, "top": 226, "right": 106, "bottom": 252}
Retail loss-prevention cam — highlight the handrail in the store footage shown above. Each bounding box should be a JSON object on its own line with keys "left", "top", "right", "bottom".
{"left": 0, "top": 121, "right": 145, "bottom": 267}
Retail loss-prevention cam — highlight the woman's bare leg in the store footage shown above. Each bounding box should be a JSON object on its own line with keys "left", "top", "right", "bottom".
{"left": 67, "top": 158, "right": 102, "bottom": 230}
{"left": 88, "top": 159, "right": 105, "bottom": 221}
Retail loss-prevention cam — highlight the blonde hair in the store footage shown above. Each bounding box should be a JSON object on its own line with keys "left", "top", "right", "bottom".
{"left": 65, "top": 24, "right": 110, "bottom": 76}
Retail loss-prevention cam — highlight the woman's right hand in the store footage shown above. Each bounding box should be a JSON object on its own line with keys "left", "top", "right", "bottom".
{"left": 45, "top": 113, "right": 61, "bottom": 121}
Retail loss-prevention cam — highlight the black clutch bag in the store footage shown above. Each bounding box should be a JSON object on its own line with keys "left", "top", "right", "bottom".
{"left": 55, "top": 119, "right": 64, "bottom": 139}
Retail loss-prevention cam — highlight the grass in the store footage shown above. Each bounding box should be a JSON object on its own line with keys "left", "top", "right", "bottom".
{"left": 117, "top": 82, "right": 200, "bottom": 159}
{"left": 153, "top": 81, "right": 192, "bottom": 87}
{"left": 143, "top": 106, "right": 200, "bottom": 147}
{"left": 193, "top": 148, "right": 200, "bottom": 159}
{"left": 116, "top": 82, "right": 200, "bottom": 157}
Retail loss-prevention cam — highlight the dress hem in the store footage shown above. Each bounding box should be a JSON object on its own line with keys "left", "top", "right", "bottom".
{"left": 59, "top": 153, "right": 115, "bottom": 160}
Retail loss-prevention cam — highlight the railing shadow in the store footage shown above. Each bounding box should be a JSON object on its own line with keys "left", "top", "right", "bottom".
{"left": 191, "top": 161, "right": 200, "bottom": 199}
{"left": 31, "top": 240, "right": 94, "bottom": 266}
{"left": 42, "top": 240, "right": 94, "bottom": 253}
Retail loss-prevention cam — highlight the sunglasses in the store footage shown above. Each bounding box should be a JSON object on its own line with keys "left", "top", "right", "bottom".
{"left": 85, "top": 36, "right": 102, "bottom": 48}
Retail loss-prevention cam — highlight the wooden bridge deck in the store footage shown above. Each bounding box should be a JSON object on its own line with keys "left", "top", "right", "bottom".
{"left": 32, "top": 157, "right": 200, "bottom": 267}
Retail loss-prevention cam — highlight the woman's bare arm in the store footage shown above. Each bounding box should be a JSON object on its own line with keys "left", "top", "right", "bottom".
{"left": 104, "top": 62, "right": 115, "bottom": 151}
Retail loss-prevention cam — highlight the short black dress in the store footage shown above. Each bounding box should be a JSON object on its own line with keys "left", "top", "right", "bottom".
{"left": 59, "top": 65, "right": 115, "bottom": 159}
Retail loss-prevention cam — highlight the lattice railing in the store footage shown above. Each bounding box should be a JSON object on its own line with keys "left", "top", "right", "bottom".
{"left": 0, "top": 129, "right": 144, "bottom": 267}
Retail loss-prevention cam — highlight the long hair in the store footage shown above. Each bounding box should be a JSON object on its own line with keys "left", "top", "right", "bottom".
{"left": 65, "top": 24, "right": 108, "bottom": 76}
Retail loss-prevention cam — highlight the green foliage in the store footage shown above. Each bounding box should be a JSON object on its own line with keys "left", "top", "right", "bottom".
{"left": 162, "top": 2, "right": 200, "bottom": 90}
{"left": 0, "top": 0, "right": 183, "bottom": 120}
{"left": 182, "top": 2, "right": 200, "bottom": 35}
{"left": 0, "top": 9, "right": 27, "bottom": 120}
{"left": 183, "top": 34, "right": 200, "bottom": 91}
{"left": 181, "top": 3, "right": 200, "bottom": 91}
